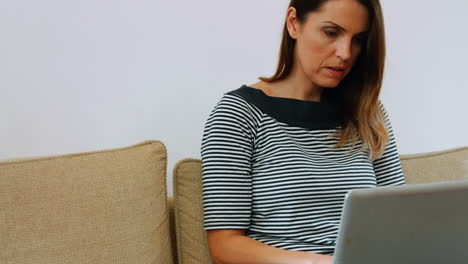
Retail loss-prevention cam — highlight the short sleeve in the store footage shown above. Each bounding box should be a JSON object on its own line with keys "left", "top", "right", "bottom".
{"left": 373, "top": 102, "right": 406, "bottom": 186}
{"left": 201, "top": 94, "right": 259, "bottom": 230}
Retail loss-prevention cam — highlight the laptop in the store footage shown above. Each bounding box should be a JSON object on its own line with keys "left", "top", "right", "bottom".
{"left": 333, "top": 180, "right": 468, "bottom": 264}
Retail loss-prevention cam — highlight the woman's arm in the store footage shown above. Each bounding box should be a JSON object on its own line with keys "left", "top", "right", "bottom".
{"left": 373, "top": 102, "right": 406, "bottom": 186}
{"left": 208, "top": 230, "right": 333, "bottom": 264}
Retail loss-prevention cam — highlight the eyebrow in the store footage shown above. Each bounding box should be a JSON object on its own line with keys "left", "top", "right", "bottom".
{"left": 321, "top": 21, "right": 368, "bottom": 35}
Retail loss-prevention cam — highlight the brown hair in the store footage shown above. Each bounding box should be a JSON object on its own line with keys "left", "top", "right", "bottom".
{"left": 260, "top": 0, "right": 388, "bottom": 160}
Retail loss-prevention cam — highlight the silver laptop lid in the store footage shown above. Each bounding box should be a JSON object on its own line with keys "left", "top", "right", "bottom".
{"left": 333, "top": 180, "right": 468, "bottom": 264}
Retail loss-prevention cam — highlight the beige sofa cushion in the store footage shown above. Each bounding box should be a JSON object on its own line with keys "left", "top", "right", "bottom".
{"left": 400, "top": 147, "right": 468, "bottom": 184}
{"left": 0, "top": 140, "right": 173, "bottom": 264}
{"left": 173, "top": 159, "right": 211, "bottom": 264}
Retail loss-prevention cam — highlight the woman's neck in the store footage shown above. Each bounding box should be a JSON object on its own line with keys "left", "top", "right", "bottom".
{"left": 252, "top": 69, "right": 324, "bottom": 102}
{"left": 275, "top": 73, "right": 323, "bottom": 102}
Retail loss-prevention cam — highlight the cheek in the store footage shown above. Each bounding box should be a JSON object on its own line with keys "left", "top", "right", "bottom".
{"left": 349, "top": 42, "right": 364, "bottom": 64}
{"left": 351, "top": 47, "right": 362, "bottom": 62}
{"left": 296, "top": 33, "right": 330, "bottom": 71}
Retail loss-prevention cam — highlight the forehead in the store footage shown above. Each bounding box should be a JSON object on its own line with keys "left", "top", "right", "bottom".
{"left": 306, "top": 0, "right": 369, "bottom": 33}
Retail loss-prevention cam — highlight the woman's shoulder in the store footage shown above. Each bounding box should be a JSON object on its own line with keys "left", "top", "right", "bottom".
{"left": 209, "top": 85, "right": 264, "bottom": 122}
{"left": 215, "top": 83, "right": 270, "bottom": 112}
{"left": 204, "top": 86, "right": 263, "bottom": 137}
{"left": 224, "top": 81, "right": 283, "bottom": 109}
{"left": 217, "top": 86, "right": 255, "bottom": 107}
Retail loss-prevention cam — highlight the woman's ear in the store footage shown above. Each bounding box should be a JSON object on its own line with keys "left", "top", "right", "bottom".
{"left": 286, "top": 7, "right": 299, "bottom": 39}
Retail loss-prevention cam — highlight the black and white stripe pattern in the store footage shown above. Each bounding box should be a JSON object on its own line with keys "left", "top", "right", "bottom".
{"left": 201, "top": 88, "right": 405, "bottom": 255}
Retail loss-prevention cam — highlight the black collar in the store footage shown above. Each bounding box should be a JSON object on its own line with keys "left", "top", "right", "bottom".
{"left": 227, "top": 85, "right": 342, "bottom": 130}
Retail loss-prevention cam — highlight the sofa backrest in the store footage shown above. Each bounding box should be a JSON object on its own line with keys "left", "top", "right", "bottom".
{"left": 173, "top": 147, "right": 467, "bottom": 264}
{"left": 173, "top": 159, "right": 211, "bottom": 264}
{"left": 0, "top": 140, "right": 174, "bottom": 264}
{"left": 400, "top": 147, "right": 468, "bottom": 184}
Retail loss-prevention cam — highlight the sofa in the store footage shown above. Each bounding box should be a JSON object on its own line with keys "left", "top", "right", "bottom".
{"left": 1, "top": 140, "right": 467, "bottom": 264}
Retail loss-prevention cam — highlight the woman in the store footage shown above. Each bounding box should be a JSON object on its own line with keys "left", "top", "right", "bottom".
{"left": 201, "top": 0, "right": 405, "bottom": 263}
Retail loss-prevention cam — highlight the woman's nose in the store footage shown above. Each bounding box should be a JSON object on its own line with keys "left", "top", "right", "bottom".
{"left": 336, "top": 38, "right": 352, "bottom": 61}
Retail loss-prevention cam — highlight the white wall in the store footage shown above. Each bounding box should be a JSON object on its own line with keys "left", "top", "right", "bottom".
{"left": 381, "top": 0, "right": 468, "bottom": 155}
{"left": 1, "top": 0, "right": 467, "bottom": 194}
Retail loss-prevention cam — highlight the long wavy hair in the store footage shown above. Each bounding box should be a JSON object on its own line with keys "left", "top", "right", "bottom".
{"left": 260, "top": 0, "right": 388, "bottom": 160}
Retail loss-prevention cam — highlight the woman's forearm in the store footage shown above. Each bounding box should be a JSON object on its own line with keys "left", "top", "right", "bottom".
{"left": 209, "top": 232, "right": 332, "bottom": 264}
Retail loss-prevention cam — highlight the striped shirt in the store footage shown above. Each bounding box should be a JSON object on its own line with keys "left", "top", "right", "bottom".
{"left": 201, "top": 85, "right": 405, "bottom": 255}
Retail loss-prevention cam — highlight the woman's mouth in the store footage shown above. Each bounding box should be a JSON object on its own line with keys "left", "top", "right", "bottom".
{"left": 325, "top": 67, "right": 345, "bottom": 78}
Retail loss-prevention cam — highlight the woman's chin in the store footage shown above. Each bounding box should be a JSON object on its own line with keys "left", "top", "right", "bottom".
{"left": 319, "top": 80, "right": 341, "bottom": 88}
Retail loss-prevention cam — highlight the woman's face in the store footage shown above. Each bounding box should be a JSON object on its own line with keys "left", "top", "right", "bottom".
{"left": 287, "top": 0, "right": 369, "bottom": 88}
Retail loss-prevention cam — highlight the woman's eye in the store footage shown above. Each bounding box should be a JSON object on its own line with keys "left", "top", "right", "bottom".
{"left": 353, "top": 35, "right": 366, "bottom": 44}
{"left": 324, "top": 29, "right": 338, "bottom": 37}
